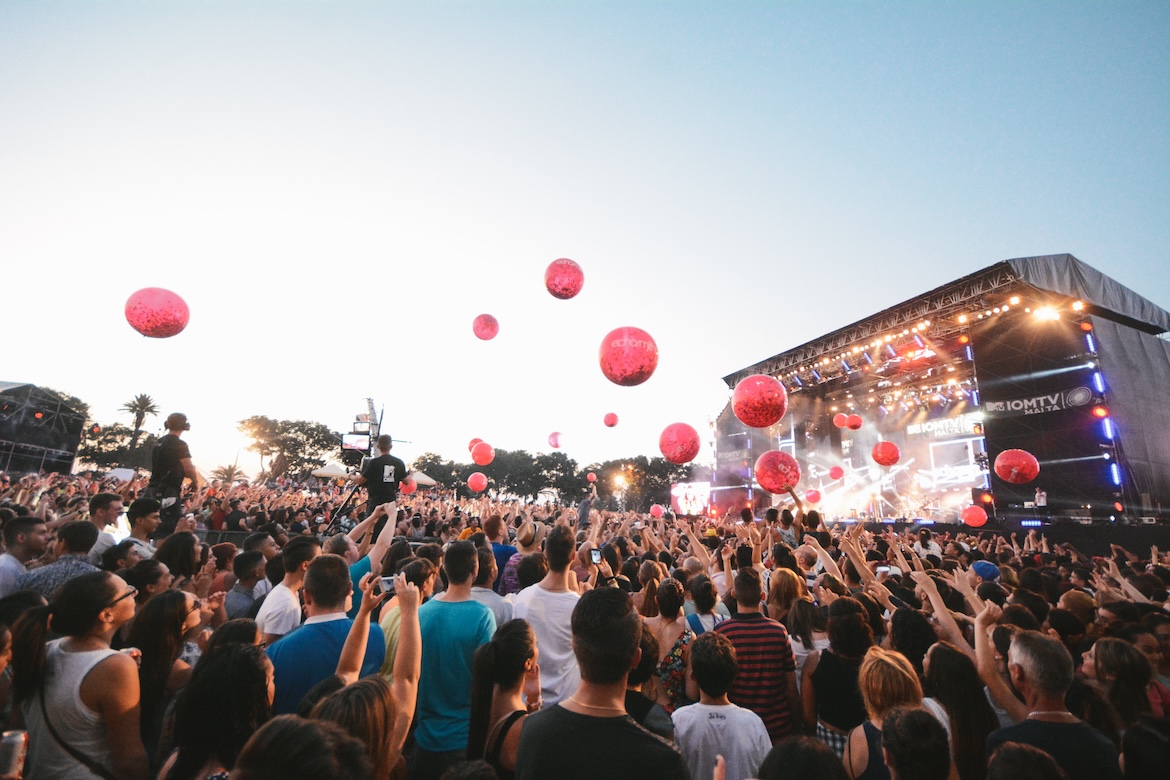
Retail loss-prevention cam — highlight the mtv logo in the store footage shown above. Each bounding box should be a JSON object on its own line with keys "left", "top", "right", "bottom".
{"left": 984, "top": 401, "right": 1006, "bottom": 412}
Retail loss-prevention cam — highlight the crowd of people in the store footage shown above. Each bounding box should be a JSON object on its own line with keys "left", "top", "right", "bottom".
{"left": 0, "top": 442, "right": 1169, "bottom": 780}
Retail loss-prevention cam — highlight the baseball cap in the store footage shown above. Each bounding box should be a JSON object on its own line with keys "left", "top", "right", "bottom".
{"left": 971, "top": 560, "right": 1000, "bottom": 581}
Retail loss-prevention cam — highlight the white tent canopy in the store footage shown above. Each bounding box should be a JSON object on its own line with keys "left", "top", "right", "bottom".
{"left": 409, "top": 470, "right": 437, "bottom": 486}
{"left": 311, "top": 462, "right": 350, "bottom": 479}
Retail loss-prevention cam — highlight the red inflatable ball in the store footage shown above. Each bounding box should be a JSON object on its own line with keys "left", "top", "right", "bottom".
{"left": 604, "top": 412, "right": 619, "bottom": 428}
{"left": 468, "top": 472, "right": 488, "bottom": 493}
{"left": 754, "top": 450, "right": 802, "bottom": 494}
{"left": 548, "top": 432, "right": 562, "bottom": 449}
{"left": 962, "top": 505, "right": 988, "bottom": 527}
{"left": 732, "top": 374, "right": 790, "bottom": 428}
{"left": 871, "top": 441, "right": 901, "bottom": 467}
{"left": 472, "top": 314, "right": 499, "bottom": 341}
{"left": 471, "top": 441, "right": 495, "bottom": 466}
{"left": 832, "top": 413, "right": 848, "bottom": 428}
{"left": 845, "top": 414, "right": 863, "bottom": 431}
{"left": 659, "top": 422, "right": 700, "bottom": 465}
{"left": 544, "top": 258, "right": 585, "bottom": 299}
{"left": 587, "top": 472, "right": 597, "bottom": 483}
{"left": 599, "top": 326, "right": 658, "bottom": 386}
{"left": 805, "top": 489, "right": 821, "bottom": 504}
{"left": 829, "top": 466, "right": 845, "bottom": 480}
{"left": 994, "top": 449, "right": 1041, "bottom": 484}
{"left": 399, "top": 479, "right": 417, "bottom": 495}
{"left": 468, "top": 438, "right": 483, "bottom": 453}
{"left": 649, "top": 504, "right": 665, "bottom": 518}
{"left": 125, "top": 287, "right": 190, "bottom": 338}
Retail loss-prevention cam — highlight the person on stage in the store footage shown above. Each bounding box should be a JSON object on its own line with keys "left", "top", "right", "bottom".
{"left": 350, "top": 434, "right": 408, "bottom": 519}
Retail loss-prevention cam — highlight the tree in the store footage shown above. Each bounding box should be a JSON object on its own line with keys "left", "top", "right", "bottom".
{"left": 120, "top": 394, "right": 160, "bottom": 449}
{"left": 76, "top": 423, "right": 157, "bottom": 471}
{"left": 238, "top": 416, "right": 339, "bottom": 481}
{"left": 211, "top": 464, "right": 249, "bottom": 484}
{"left": 411, "top": 453, "right": 455, "bottom": 485}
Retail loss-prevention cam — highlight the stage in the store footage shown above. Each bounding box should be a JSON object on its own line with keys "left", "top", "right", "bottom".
{"left": 714, "top": 254, "right": 1170, "bottom": 526}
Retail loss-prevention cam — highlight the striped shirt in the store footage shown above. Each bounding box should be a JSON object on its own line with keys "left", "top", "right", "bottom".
{"left": 714, "top": 610, "right": 796, "bottom": 740}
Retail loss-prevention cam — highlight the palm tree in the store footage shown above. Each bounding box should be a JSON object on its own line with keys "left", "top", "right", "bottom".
{"left": 121, "top": 394, "right": 159, "bottom": 449}
{"left": 211, "top": 464, "right": 249, "bottom": 484}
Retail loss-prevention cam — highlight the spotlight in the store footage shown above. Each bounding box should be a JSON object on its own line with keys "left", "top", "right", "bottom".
{"left": 1081, "top": 322, "right": 1093, "bottom": 332}
{"left": 958, "top": 335, "right": 970, "bottom": 344}
{"left": 1092, "top": 406, "right": 1109, "bottom": 419}
{"left": 1010, "top": 296, "right": 1020, "bottom": 305}
{"left": 958, "top": 315, "right": 968, "bottom": 324}
{"left": 1034, "top": 306, "right": 1060, "bottom": 321}
{"left": 1072, "top": 301, "right": 1085, "bottom": 312}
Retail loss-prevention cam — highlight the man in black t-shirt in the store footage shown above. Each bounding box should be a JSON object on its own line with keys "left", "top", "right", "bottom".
{"left": 147, "top": 412, "right": 199, "bottom": 535}
{"left": 515, "top": 588, "right": 688, "bottom": 780}
{"left": 352, "top": 434, "right": 408, "bottom": 518}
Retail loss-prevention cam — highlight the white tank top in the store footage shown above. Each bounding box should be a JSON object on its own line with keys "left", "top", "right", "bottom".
{"left": 21, "top": 638, "right": 119, "bottom": 780}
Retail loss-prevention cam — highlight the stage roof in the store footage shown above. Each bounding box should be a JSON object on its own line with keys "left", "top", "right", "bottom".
{"left": 724, "top": 254, "right": 1170, "bottom": 388}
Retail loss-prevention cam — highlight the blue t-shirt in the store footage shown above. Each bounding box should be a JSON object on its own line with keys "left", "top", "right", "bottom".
{"left": 347, "top": 555, "right": 373, "bottom": 618}
{"left": 415, "top": 598, "right": 496, "bottom": 751}
{"left": 491, "top": 542, "right": 517, "bottom": 593}
{"left": 266, "top": 616, "right": 385, "bottom": 715}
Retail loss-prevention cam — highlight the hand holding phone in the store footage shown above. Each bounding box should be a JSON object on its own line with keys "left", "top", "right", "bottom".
{"left": 590, "top": 548, "right": 603, "bottom": 565}
{"left": 378, "top": 576, "right": 396, "bottom": 596}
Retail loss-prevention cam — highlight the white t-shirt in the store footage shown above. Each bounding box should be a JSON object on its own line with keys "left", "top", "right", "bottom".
{"left": 87, "top": 531, "right": 118, "bottom": 566}
{"left": 255, "top": 582, "right": 302, "bottom": 638}
{"left": 512, "top": 584, "right": 580, "bottom": 707}
{"left": 671, "top": 702, "right": 771, "bottom": 780}
{"left": 0, "top": 553, "right": 27, "bottom": 598}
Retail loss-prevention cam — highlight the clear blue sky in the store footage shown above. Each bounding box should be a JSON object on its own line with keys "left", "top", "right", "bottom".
{"left": 1, "top": 1, "right": 1166, "bottom": 475}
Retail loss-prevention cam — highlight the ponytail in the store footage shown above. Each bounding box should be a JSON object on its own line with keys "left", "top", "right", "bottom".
{"left": 11, "top": 604, "right": 53, "bottom": 703}
{"left": 466, "top": 640, "right": 498, "bottom": 759}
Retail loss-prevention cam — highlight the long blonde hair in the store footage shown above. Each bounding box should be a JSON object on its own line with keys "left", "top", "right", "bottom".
{"left": 858, "top": 646, "right": 923, "bottom": 722}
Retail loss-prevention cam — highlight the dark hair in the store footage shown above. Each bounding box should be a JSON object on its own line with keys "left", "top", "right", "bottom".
{"left": 11, "top": 572, "right": 122, "bottom": 702}
{"left": 889, "top": 609, "right": 936, "bottom": 679}
{"left": 689, "top": 574, "right": 718, "bottom": 614}
{"left": 1121, "top": 716, "right": 1170, "bottom": 780}
{"left": 232, "top": 715, "right": 372, "bottom": 780}
{"left": 205, "top": 619, "right": 261, "bottom": 653}
{"left": 827, "top": 597, "right": 875, "bottom": 661}
{"left": 1000, "top": 604, "right": 1042, "bottom": 632}
{"left": 57, "top": 520, "right": 99, "bottom": 554}
{"left": 1010, "top": 588, "right": 1051, "bottom": 625}
{"left": 234, "top": 550, "right": 267, "bottom": 580}
{"left": 690, "top": 631, "right": 738, "bottom": 697}
{"left": 399, "top": 557, "right": 437, "bottom": 589}
{"left": 128, "top": 589, "right": 192, "bottom": 734}
{"left": 787, "top": 598, "right": 826, "bottom": 651}
{"left": 444, "top": 541, "right": 478, "bottom": 585}
{"left": 0, "top": 590, "right": 46, "bottom": 630}
{"left": 127, "top": 497, "right": 161, "bottom": 522}
{"left": 924, "top": 642, "right": 999, "bottom": 780}
{"left": 100, "top": 540, "right": 138, "bottom": 571}
{"left": 733, "top": 567, "right": 763, "bottom": 607}
{"left": 881, "top": 707, "right": 950, "bottom": 780}
{"left": 517, "top": 553, "right": 549, "bottom": 589}
{"left": 656, "top": 578, "right": 685, "bottom": 620}
{"left": 304, "top": 554, "right": 352, "bottom": 611}
{"left": 572, "top": 587, "right": 642, "bottom": 684}
{"left": 168, "top": 643, "right": 272, "bottom": 780}
{"left": 474, "top": 546, "right": 495, "bottom": 587}
{"left": 986, "top": 741, "right": 1068, "bottom": 780}
{"left": 89, "top": 491, "right": 122, "bottom": 514}
{"left": 1046, "top": 608, "right": 1086, "bottom": 644}
{"left": 467, "top": 620, "right": 536, "bottom": 759}
{"left": 2, "top": 516, "right": 44, "bottom": 548}
{"left": 439, "top": 761, "right": 498, "bottom": 780}
{"left": 628, "top": 623, "right": 660, "bottom": 686}
{"left": 282, "top": 536, "right": 322, "bottom": 574}
{"left": 381, "top": 539, "right": 414, "bottom": 577}
{"left": 545, "top": 525, "right": 575, "bottom": 572}
{"left": 156, "top": 531, "right": 200, "bottom": 580}
{"left": 1092, "top": 637, "right": 1153, "bottom": 728}
{"left": 244, "top": 532, "right": 275, "bottom": 552}
{"left": 266, "top": 555, "right": 286, "bottom": 586}
{"left": 757, "top": 735, "right": 849, "bottom": 780}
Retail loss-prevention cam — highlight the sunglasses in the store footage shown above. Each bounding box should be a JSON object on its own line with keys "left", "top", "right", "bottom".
{"left": 106, "top": 586, "right": 138, "bottom": 608}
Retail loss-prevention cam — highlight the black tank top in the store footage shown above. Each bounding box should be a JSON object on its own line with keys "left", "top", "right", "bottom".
{"left": 485, "top": 710, "right": 526, "bottom": 780}
{"left": 811, "top": 649, "right": 867, "bottom": 731}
